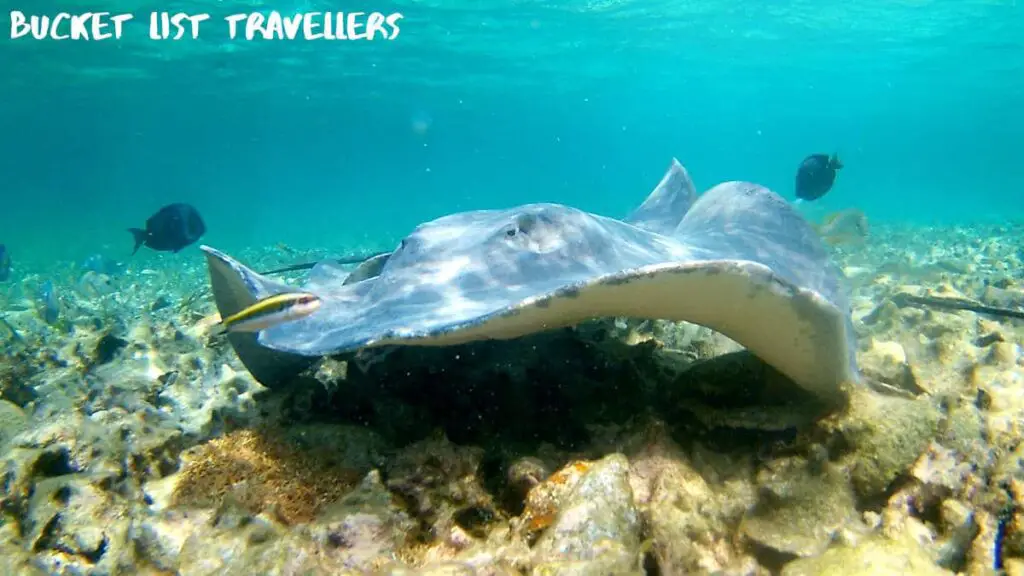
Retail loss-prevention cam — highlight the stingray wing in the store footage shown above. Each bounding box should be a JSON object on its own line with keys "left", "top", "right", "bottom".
{"left": 202, "top": 161, "right": 859, "bottom": 398}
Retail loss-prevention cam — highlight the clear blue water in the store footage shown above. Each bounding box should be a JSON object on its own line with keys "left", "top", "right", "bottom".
{"left": 1, "top": 0, "right": 1022, "bottom": 268}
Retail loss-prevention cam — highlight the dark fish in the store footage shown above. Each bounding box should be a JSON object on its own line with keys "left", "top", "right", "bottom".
{"left": 795, "top": 153, "right": 843, "bottom": 201}
{"left": 0, "top": 244, "right": 10, "bottom": 281}
{"left": 129, "top": 203, "right": 206, "bottom": 255}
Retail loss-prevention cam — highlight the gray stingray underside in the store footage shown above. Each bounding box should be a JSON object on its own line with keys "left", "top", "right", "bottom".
{"left": 202, "top": 158, "right": 860, "bottom": 398}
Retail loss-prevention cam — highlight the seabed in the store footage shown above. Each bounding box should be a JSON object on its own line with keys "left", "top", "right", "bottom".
{"left": 1, "top": 222, "right": 1023, "bottom": 575}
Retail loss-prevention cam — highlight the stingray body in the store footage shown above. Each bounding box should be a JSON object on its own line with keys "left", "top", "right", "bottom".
{"left": 203, "top": 159, "right": 860, "bottom": 400}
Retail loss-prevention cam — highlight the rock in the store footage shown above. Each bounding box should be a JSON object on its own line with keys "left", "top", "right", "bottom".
{"left": 0, "top": 399, "right": 29, "bottom": 448}
{"left": 91, "top": 332, "right": 128, "bottom": 366}
{"left": 531, "top": 454, "right": 643, "bottom": 574}
{"left": 506, "top": 457, "right": 549, "bottom": 502}
{"left": 939, "top": 402, "right": 989, "bottom": 467}
{"left": 132, "top": 508, "right": 215, "bottom": 572}
{"left": 909, "top": 443, "right": 972, "bottom": 496}
{"left": 965, "top": 509, "right": 1000, "bottom": 575}
{"left": 824, "top": 388, "right": 942, "bottom": 500}
{"left": 0, "top": 354, "right": 39, "bottom": 408}
{"left": 1007, "top": 558, "right": 1024, "bottom": 576}
{"left": 177, "top": 518, "right": 345, "bottom": 575}
{"left": 309, "top": 469, "right": 417, "bottom": 569}
{"left": 985, "top": 342, "right": 1018, "bottom": 366}
{"left": 431, "top": 523, "right": 532, "bottom": 574}
{"left": 175, "top": 469, "right": 415, "bottom": 574}
{"left": 157, "top": 362, "right": 267, "bottom": 438}
{"left": 934, "top": 499, "right": 977, "bottom": 569}
{"left": 859, "top": 339, "right": 928, "bottom": 395}
{"left": 860, "top": 300, "right": 901, "bottom": 331}
{"left": 740, "top": 456, "right": 862, "bottom": 558}
{"left": 385, "top": 433, "right": 503, "bottom": 542}
{"left": 25, "top": 475, "right": 134, "bottom": 573}
{"left": 150, "top": 295, "right": 172, "bottom": 312}
{"left": 630, "top": 438, "right": 757, "bottom": 574}
{"left": 519, "top": 461, "right": 592, "bottom": 539}
{"left": 780, "top": 532, "right": 953, "bottom": 575}
{"left": 980, "top": 285, "right": 1024, "bottom": 309}
{"left": 393, "top": 563, "right": 491, "bottom": 575}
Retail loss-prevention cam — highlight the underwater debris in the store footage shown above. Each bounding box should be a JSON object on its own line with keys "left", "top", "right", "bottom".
{"left": 892, "top": 291, "right": 1024, "bottom": 321}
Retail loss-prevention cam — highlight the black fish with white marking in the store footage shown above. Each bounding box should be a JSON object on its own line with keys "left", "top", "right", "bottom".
{"left": 795, "top": 153, "right": 843, "bottom": 202}
{"left": 129, "top": 203, "right": 206, "bottom": 255}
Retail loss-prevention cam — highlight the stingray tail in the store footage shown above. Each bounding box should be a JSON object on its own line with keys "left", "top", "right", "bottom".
{"left": 128, "top": 228, "right": 148, "bottom": 255}
{"left": 201, "top": 245, "right": 316, "bottom": 388}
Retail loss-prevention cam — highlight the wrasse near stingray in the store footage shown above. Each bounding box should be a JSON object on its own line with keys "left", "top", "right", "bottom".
{"left": 212, "top": 292, "right": 322, "bottom": 335}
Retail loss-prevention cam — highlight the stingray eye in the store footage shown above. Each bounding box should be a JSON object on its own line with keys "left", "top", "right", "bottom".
{"left": 505, "top": 226, "right": 518, "bottom": 238}
{"left": 399, "top": 239, "right": 408, "bottom": 249}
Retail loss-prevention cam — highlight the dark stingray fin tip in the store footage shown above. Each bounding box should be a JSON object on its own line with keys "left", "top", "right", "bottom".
{"left": 200, "top": 245, "right": 317, "bottom": 388}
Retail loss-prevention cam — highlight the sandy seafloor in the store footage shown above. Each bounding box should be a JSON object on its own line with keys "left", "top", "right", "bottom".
{"left": 0, "top": 222, "right": 1023, "bottom": 576}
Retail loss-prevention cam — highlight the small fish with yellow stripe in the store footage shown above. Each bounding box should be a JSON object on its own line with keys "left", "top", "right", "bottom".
{"left": 212, "top": 292, "right": 321, "bottom": 335}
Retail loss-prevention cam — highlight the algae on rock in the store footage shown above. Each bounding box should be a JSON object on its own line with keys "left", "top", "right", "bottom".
{"left": 530, "top": 453, "right": 643, "bottom": 575}
{"left": 780, "top": 532, "right": 954, "bottom": 576}
{"left": 824, "top": 387, "right": 942, "bottom": 500}
{"left": 628, "top": 433, "right": 759, "bottom": 574}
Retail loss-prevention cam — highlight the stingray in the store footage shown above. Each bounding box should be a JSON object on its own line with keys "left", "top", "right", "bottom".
{"left": 202, "top": 159, "right": 860, "bottom": 400}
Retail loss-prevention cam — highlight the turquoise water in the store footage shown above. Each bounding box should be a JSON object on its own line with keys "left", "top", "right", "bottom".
{"left": 1, "top": 0, "right": 1022, "bottom": 267}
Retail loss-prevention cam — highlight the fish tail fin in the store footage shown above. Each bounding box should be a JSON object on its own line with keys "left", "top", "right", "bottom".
{"left": 830, "top": 153, "right": 844, "bottom": 170}
{"left": 128, "top": 228, "right": 147, "bottom": 255}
